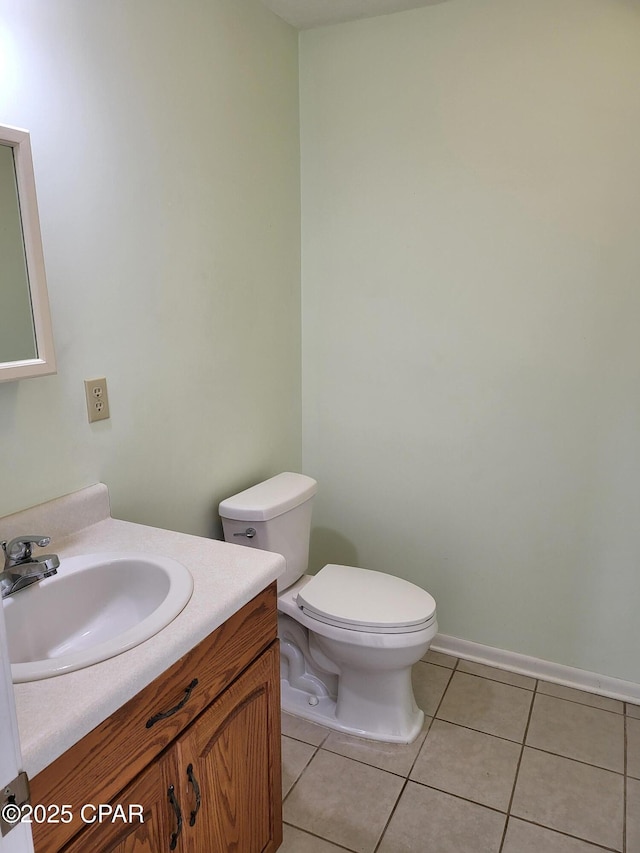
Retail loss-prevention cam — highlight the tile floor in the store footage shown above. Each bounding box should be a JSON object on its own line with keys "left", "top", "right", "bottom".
{"left": 280, "top": 651, "right": 640, "bottom": 853}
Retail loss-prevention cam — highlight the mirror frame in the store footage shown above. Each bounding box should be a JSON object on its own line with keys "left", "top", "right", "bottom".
{"left": 0, "top": 124, "right": 56, "bottom": 382}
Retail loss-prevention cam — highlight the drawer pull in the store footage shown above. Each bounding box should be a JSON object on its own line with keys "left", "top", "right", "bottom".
{"left": 167, "top": 784, "right": 183, "bottom": 850}
{"left": 186, "top": 763, "right": 201, "bottom": 826}
{"left": 146, "top": 678, "right": 199, "bottom": 729}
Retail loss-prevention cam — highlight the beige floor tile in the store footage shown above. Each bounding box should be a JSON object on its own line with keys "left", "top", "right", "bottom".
{"left": 412, "top": 661, "right": 453, "bottom": 716}
{"left": 628, "top": 777, "right": 640, "bottom": 853}
{"left": 537, "top": 681, "right": 623, "bottom": 714}
{"left": 502, "top": 817, "right": 613, "bottom": 852}
{"left": 628, "top": 716, "right": 640, "bottom": 779}
{"left": 321, "top": 718, "right": 430, "bottom": 777}
{"left": 377, "top": 781, "right": 505, "bottom": 853}
{"left": 511, "top": 748, "right": 624, "bottom": 851}
{"left": 283, "top": 750, "right": 404, "bottom": 853}
{"left": 281, "top": 711, "right": 330, "bottom": 746}
{"left": 280, "top": 824, "right": 349, "bottom": 852}
{"left": 410, "top": 719, "right": 520, "bottom": 811}
{"left": 282, "top": 736, "right": 316, "bottom": 798}
{"left": 436, "top": 671, "right": 533, "bottom": 742}
{"left": 526, "top": 694, "right": 624, "bottom": 772}
{"left": 421, "top": 649, "right": 458, "bottom": 668}
{"left": 627, "top": 702, "right": 640, "bottom": 720}
{"left": 457, "top": 660, "right": 536, "bottom": 690}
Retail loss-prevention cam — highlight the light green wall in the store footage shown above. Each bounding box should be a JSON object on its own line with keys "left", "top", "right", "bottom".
{"left": 0, "top": 0, "right": 301, "bottom": 536}
{"left": 3, "top": 0, "right": 640, "bottom": 685}
{"left": 300, "top": 0, "right": 640, "bottom": 681}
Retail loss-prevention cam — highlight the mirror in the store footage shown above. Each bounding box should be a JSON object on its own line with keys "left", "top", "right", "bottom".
{"left": 0, "top": 124, "right": 56, "bottom": 382}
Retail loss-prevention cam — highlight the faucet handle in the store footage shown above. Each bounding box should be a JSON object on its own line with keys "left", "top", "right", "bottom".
{"left": 1, "top": 536, "right": 52, "bottom": 562}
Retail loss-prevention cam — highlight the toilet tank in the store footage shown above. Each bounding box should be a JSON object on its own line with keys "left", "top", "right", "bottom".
{"left": 218, "top": 472, "right": 317, "bottom": 592}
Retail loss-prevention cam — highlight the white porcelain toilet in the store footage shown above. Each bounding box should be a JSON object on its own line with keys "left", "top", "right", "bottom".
{"left": 219, "top": 472, "right": 437, "bottom": 743}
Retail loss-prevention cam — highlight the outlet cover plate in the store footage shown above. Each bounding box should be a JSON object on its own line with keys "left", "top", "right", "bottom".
{"left": 84, "top": 377, "right": 110, "bottom": 423}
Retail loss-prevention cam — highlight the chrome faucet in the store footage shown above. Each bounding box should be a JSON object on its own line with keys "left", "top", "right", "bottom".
{"left": 0, "top": 536, "right": 60, "bottom": 599}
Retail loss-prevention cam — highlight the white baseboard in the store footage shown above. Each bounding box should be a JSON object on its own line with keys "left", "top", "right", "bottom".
{"left": 431, "top": 633, "right": 640, "bottom": 706}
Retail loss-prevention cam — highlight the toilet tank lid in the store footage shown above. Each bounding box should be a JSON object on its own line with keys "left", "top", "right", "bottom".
{"left": 219, "top": 472, "right": 318, "bottom": 522}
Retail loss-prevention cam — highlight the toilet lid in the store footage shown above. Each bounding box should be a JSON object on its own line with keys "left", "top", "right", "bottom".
{"left": 297, "top": 564, "right": 437, "bottom": 633}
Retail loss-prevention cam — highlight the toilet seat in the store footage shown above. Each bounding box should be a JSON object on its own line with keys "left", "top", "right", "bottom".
{"left": 296, "top": 564, "right": 437, "bottom": 634}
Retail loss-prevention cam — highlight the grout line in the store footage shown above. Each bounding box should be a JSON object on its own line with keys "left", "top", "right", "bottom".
{"left": 281, "top": 730, "right": 329, "bottom": 748}
{"left": 456, "top": 664, "right": 537, "bottom": 691}
{"left": 306, "top": 746, "right": 403, "bottom": 775}
{"left": 283, "top": 822, "right": 359, "bottom": 852}
{"left": 431, "top": 717, "right": 528, "bottom": 746}
{"left": 414, "top": 659, "right": 457, "bottom": 756}
{"left": 509, "top": 817, "right": 621, "bottom": 853}
{"left": 623, "top": 712, "right": 627, "bottom": 853}
{"left": 521, "top": 744, "right": 625, "bottom": 776}
{"left": 281, "top": 741, "right": 319, "bottom": 805}
{"left": 442, "top": 650, "right": 629, "bottom": 714}
{"left": 536, "top": 689, "right": 625, "bottom": 716}
{"left": 406, "top": 777, "right": 509, "bottom": 817}
{"left": 421, "top": 657, "right": 458, "bottom": 671}
{"left": 454, "top": 668, "right": 537, "bottom": 693}
{"left": 371, "top": 778, "right": 409, "bottom": 853}
{"left": 372, "top": 660, "right": 458, "bottom": 853}
{"left": 497, "top": 677, "right": 538, "bottom": 853}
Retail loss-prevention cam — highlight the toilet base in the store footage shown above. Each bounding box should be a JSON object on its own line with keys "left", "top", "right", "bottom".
{"left": 281, "top": 677, "right": 425, "bottom": 744}
{"left": 277, "top": 577, "right": 435, "bottom": 744}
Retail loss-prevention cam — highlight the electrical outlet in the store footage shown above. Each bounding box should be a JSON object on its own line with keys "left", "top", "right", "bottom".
{"left": 84, "top": 377, "right": 111, "bottom": 423}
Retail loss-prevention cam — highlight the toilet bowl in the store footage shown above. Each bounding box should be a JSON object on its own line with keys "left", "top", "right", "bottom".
{"left": 219, "top": 473, "right": 438, "bottom": 743}
{"left": 279, "top": 571, "right": 437, "bottom": 741}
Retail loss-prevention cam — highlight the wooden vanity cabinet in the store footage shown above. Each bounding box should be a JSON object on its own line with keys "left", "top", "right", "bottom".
{"left": 176, "top": 646, "right": 279, "bottom": 851}
{"left": 30, "top": 584, "right": 282, "bottom": 853}
{"left": 62, "top": 749, "right": 175, "bottom": 853}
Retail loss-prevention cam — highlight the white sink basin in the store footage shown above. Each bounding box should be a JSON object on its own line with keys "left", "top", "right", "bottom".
{"left": 4, "top": 553, "right": 193, "bottom": 682}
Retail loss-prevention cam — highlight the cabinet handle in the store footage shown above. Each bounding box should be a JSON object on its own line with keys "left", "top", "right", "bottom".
{"left": 146, "top": 679, "right": 199, "bottom": 728}
{"left": 167, "top": 784, "right": 183, "bottom": 851}
{"left": 186, "top": 763, "right": 201, "bottom": 827}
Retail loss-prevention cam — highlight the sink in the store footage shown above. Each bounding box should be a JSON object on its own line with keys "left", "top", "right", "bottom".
{"left": 3, "top": 553, "right": 193, "bottom": 682}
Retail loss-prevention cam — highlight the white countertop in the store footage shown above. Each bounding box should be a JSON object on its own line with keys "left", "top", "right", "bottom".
{"left": 3, "top": 485, "right": 284, "bottom": 777}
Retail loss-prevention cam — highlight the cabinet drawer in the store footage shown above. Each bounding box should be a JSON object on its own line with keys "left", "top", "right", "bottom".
{"left": 31, "top": 583, "right": 277, "bottom": 852}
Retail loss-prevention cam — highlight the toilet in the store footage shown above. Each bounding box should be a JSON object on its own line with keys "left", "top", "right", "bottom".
{"left": 219, "top": 472, "right": 437, "bottom": 743}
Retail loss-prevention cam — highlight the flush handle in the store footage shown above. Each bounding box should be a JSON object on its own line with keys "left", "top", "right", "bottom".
{"left": 233, "top": 527, "right": 256, "bottom": 539}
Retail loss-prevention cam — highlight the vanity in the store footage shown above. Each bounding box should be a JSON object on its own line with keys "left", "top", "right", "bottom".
{"left": 2, "top": 485, "right": 285, "bottom": 852}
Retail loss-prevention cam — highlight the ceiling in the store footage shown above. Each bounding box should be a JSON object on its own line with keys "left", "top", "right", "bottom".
{"left": 261, "top": 0, "right": 446, "bottom": 30}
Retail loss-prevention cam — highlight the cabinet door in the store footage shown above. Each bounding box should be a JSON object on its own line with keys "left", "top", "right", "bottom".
{"left": 62, "top": 750, "right": 180, "bottom": 853}
{"left": 176, "top": 643, "right": 282, "bottom": 853}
